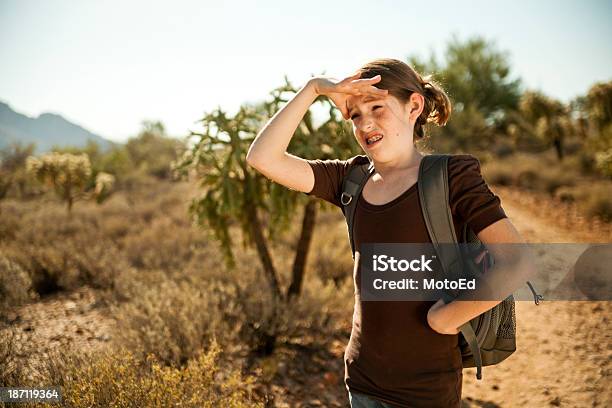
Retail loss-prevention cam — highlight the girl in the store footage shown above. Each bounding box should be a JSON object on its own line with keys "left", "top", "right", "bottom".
{"left": 246, "top": 58, "right": 529, "bottom": 408}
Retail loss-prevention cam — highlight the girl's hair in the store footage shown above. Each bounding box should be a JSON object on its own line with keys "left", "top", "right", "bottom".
{"left": 355, "top": 58, "right": 451, "bottom": 142}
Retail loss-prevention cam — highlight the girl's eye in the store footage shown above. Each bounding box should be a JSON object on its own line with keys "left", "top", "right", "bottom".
{"left": 350, "top": 106, "right": 382, "bottom": 120}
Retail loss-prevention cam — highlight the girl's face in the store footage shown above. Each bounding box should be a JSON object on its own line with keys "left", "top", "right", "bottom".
{"left": 346, "top": 92, "right": 423, "bottom": 162}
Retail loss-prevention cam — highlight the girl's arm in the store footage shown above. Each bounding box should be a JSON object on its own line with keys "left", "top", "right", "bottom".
{"left": 427, "top": 217, "right": 537, "bottom": 335}
{"left": 246, "top": 79, "right": 320, "bottom": 194}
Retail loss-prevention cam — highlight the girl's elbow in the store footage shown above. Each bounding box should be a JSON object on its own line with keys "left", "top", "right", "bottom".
{"left": 246, "top": 147, "right": 262, "bottom": 167}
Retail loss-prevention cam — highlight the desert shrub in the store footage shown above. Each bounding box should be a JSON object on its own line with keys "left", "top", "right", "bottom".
{"left": 583, "top": 185, "right": 612, "bottom": 221}
{"left": 0, "top": 256, "right": 34, "bottom": 313}
{"left": 542, "top": 172, "right": 577, "bottom": 195}
{"left": 93, "top": 171, "right": 115, "bottom": 203}
{"left": 275, "top": 273, "right": 354, "bottom": 339}
{"left": 479, "top": 152, "right": 612, "bottom": 223}
{"left": 577, "top": 150, "right": 597, "bottom": 174}
{"left": 112, "top": 230, "right": 354, "bottom": 367}
{"left": 516, "top": 168, "right": 540, "bottom": 190}
{"left": 554, "top": 186, "right": 577, "bottom": 203}
{"left": 4, "top": 240, "right": 126, "bottom": 295}
{"left": 0, "top": 201, "right": 21, "bottom": 242}
{"left": 0, "top": 333, "right": 262, "bottom": 408}
{"left": 491, "top": 139, "right": 516, "bottom": 158}
{"left": 59, "top": 340, "right": 262, "bottom": 408}
{"left": 1, "top": 204, "right": 128, "bottom": 296}
{"left": 485, "top": 169, "right": 513, "bottom": 186}
{"left": 112, "top": 273, "right": 250, "bottom": 367}
{"left": 121, "top": 215, "right": 203, "bottom": 274}
{"left": 113, "top": 171, "right": 160, "bottom": 194}
{"left": 125, "top": 121, "right": 185, "bottom": 180}
{"left": 595, "top": 147, "right": 612, "bottom": 178}
{"left": 0, "top": 142, "right": 39, "bottom": 200}
{"left": 308, "top": 218, "right": 353, "bottom": 288}
{"left": 482, "top": 152, "right": 579, "bottom": 194}
{"left": 554, "top": 183, "right": 612, "bottom": 222}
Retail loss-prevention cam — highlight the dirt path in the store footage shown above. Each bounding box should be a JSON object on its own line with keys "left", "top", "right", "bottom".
{"left": 458, "top": 187, "right": 611, "bottom": 407}
{"left": 494, "top": 186, "right": 612, "bottom": 243}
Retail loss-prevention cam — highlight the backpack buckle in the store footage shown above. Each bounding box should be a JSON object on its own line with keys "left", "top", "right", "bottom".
{"left": 341, "top": 192, "right": 353, "bottom": 205}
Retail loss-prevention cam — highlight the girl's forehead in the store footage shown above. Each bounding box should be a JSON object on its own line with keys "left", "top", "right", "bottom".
{"left": 346, "top": 94, "right": 390, "bottom": 111}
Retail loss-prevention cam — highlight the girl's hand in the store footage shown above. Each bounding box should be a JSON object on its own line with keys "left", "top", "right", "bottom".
{"left": 428, "top": 249, "right": 489, "bottom": 335}
{"left": 311, "top": 73, "right": 388, "bottom": 120}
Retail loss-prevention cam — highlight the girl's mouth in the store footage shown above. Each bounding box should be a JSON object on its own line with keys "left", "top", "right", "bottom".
{"left": 365, "top": 133, "right": 384, "bottom": 147}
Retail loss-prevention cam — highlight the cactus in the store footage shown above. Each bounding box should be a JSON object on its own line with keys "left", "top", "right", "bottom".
{"left": 26, "top": 152, "right": 96, "bottom": 212}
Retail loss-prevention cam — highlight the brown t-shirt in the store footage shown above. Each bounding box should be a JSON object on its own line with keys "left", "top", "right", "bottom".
{"left": 304, "top": 154, "right": 507, "bottom": 408}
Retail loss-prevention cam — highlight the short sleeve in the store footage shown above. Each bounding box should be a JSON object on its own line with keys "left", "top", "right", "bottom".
{"left": 448, "top": 154, "right": 507, "bottom": 235}
{"left": 304, "top": 155, "right": 369, "bottom": 208}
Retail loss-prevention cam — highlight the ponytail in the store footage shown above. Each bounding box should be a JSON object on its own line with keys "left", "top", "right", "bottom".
{"left": 414, "top": 76, "right": 452, "bottom": 141}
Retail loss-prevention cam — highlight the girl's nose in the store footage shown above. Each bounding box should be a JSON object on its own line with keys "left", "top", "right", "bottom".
{"left": 361, "top": 118, "right": 374, "bottom": 132}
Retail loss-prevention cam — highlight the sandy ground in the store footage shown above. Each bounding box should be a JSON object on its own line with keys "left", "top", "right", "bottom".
{"left": 1, "top": 287, "right": 114, "bottom": 383}
{"left": 459, "top": 186, "right": 611, "bottom": 408}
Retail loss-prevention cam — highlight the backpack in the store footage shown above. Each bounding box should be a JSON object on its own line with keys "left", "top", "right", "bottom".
{"left": 339, "top": 153, "right": 543, "bottom": 380}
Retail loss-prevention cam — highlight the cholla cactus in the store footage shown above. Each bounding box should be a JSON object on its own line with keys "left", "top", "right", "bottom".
{"left": 94, "top": 171, "right": 115, "bottom": 203}
{"left": 26, "top": 152, "right": 92, "bottom": 212}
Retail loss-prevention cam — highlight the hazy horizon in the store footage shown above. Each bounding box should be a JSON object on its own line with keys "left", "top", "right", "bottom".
{"left": 1, "top": 0, "right": 611, "bottom": 143}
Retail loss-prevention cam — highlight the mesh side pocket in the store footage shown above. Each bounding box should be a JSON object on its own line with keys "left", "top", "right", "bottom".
{"left": 497, "top": 297, "right": 516, "bottom": 340}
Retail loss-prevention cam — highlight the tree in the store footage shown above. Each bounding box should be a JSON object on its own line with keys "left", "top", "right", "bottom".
{"left": 126, "top": 120, "right": 185, "bottom": 179}
{"left": 0, "top": 142, "right": 37, "bottom": 199}
{"left": 408, "top": 35, "right": 522, "bottom": 152}
{"left": 584, "top": 81, "right": 612, "bottom": 131}
{"left": 174, "top": 76, "right": 359, "bottom": 354}
{"left": 519, "top": 91, "right": 570, "bottom": 161}
{"left": 578, "top": 81, "right": 612, "bottom": 177}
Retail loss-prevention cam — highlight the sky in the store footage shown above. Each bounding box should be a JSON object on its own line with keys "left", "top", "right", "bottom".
{"left": 1, "top": 0, "right": 611, "bottom": 143}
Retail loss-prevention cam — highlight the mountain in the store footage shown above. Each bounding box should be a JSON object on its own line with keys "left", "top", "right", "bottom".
{"left": 0, "top": 101, "right": 115, "bottom": 153}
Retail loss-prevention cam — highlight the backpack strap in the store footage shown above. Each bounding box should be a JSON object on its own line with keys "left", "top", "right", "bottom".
{"left": 417, "top": 154, "right": 464, "bottom": 300}
{"left": 418, "top": 154, "right": 484, "bottom": 379}
{"left": 341, "top": 159, "right": 375, "bottom": 260}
